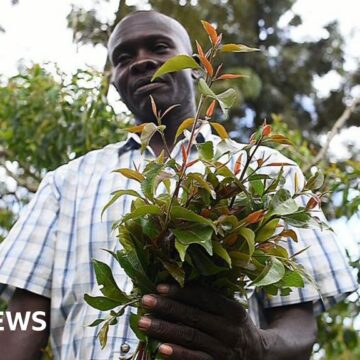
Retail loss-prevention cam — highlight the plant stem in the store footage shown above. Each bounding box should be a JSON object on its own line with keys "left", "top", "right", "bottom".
{"left": 164, "top": 94, "right": 206, "bottom": 226}
{"left": 229, "top": 138, "right": 263, "bottom": 208}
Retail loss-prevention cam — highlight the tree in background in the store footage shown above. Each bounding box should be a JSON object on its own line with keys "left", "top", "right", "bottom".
{"left": 0, "top": 0, "right": 359, "bottom": 358}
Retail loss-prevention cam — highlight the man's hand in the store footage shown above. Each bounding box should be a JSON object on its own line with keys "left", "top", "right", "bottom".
{"left": 138, "top": 284, "right": 317, "bottom": 360}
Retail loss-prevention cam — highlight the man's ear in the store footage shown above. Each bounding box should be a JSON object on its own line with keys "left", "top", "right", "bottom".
{"left": 191, "top": 54, "right": 201, "bottom": 80}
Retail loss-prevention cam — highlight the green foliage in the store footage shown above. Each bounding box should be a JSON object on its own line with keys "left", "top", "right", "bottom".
{"left": 0, "top": 64, "right": 128, "bottom": 174}
{"left": 0, "top": 64, "right": 129, "bottom": 242}
{"left": 86, "top": 22, "right": 329, "bottom": 357}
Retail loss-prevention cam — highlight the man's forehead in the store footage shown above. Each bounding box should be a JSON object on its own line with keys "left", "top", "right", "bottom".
{"left": 108, "top": 11, "right": 192, "bottom": 56}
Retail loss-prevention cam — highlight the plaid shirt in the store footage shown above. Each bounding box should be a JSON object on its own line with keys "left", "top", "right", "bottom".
{"left": 0, "top": 125, "right": 357, "bottom": 359}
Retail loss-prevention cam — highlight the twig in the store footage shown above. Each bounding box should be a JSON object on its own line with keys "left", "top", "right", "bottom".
{"left": 2, "top": 163, "right": 38, "bottom": 193}
{"left": 304, "top": 96, "right": 360, "bottom": 173}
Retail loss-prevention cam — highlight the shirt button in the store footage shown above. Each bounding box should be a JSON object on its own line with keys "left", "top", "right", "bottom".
{"left": 120, "top": 343, "right": 130, "bottom": 354}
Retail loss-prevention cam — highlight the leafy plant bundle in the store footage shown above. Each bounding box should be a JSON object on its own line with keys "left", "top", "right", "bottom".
{"left": 85, "top": 21, "right": 328, "bottom": 359}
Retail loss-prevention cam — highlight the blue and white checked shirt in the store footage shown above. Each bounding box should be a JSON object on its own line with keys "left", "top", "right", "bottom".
{"left": 0, "top": 124, "right": 357, "bottom": 359}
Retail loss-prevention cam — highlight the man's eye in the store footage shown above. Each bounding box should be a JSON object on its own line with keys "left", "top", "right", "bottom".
{"left": 153, "top": 43, "right": 169, "bottom": 52}
{"left": 117, "top": 54, "right": 131, "bottom": 65}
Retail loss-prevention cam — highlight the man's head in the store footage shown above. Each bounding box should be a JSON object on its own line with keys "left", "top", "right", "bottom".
{"left": 108, "top": 11, "right": 196, "bottom": 124}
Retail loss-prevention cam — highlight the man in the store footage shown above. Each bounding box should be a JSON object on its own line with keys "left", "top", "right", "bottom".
{"left": 0, "top": 10, "right": 357, "bottom": 360}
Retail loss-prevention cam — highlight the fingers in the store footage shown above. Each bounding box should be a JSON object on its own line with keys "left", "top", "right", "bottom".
{"left": 156, "top": 284, "right": 247, "bottom": 322}
{"left": 142, "top": 294, "right": 239, "bottom": 345}
{"left": 158, "top": 343, "right": 215, "bottom": 360}
{"left": 138, "top": 317, "right": 232, "bottom": 359}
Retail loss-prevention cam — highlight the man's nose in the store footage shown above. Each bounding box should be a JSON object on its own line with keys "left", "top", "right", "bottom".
{"left": 130, "top": 52, "right": 158, "bottom": 75}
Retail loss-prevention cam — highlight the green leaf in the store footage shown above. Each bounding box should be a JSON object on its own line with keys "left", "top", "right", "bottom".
{"left": 269, "top": 189, "right": 299, "bottom": 216}
{"left": 221, "top": 43, "right": 260, "bottom": 53}
{"left": 160, "top": 260, "right": 185, "bottom": 287}
{"left": 113, "top": 168, "right": 144, "bottom": 182}
{"left": 190, "top": 246, "right": 225, "bottom": 275}
{"left": 229, "top": 251, "right": 251, "bottom": 268}
{"left": 101, "top": 190, "right": 142, "bottom": 219}
{"left": 216, "top": 89, "right": 237, "bottom": 118}
{"left": 250, "top": 179, "right": 265, "bottom": 196}
{"left": 88, "top": 318, "right": 105, "bottom": 327}
{"left": 174, "top": 117, "right": 195, "bottom": 142}
{"left": 141, "top": 162, "right": 164, "bottom": 200}
{"left": 98, "top": 322, "right": 109, "bottom": 349}
{"left": 116, "top": 250, "right": 156, "bottom": 293}
{"left": 129, "top": 312, "right": 146, "bottom": 341}
{"left": 93, "top": 260, "right": 130, "bottom": 303}
{"left": 170, "top": 206, "right": 216, "bottom": 231}
{"left": 198, "top": 79, "right": 237, "bottom": 119}
{"left": 152, "top": 55, "right": 200, "bottom": 81}
{"left": 198, "top": 78, "right": 216, "bottom": 97}
{"left": 175, "top": 240, "right": 189, "bottom": 262}
{"left": 210, "top": 122, "right": 229, "bottom": 139}
{"left": 140, "top": 123, "right": 158, "bottom": 153}
{"left": 251, "top": 257, "right": 285, "bottom": 286}
{"left": 255, "top": 219, "right": 280, "bottom": 243}
{"left": 214, "top": 140, "right": 240, "bottom": 160}
{"left": 188, "top": 173, "right": 216, "bottom": 198}
{"left": 140, "top": 217, "right": 161, "bottom": 240}
{"left": 283, "top": 212, "right": 324, "bottom": 229}
{"left": 197, "top": 141, "right": 214, "bottom": 161}
{"left": 84, "top": 294, "right": 122, "bottom": 311}
{"left": 122, "top": 205, "right": 162, "bottom": 222}
{"left": 279, "top": 270, "right": 304, "bottom": 288}
{"left": 238, "top": 227, "right": 255, "bottom": 256}
{"left": 213, "top": 241, "right": 232, "bottom": 267}
{"left": 172, "top": 225, "right": 214, "bottom": 256}
{"left": 304, "top": 171, "right": 324, "bottom": 191}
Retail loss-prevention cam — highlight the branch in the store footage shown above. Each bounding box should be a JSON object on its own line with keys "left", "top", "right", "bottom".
{"left": 3, "top": 164, "right": 38, "bottom": 193}
{"left": 304, "top": 96, "right": 360, "bottom": 173}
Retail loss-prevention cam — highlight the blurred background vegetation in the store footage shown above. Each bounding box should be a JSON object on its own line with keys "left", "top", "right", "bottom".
{"left": 0, "top": 0, "right": 359, "bottom": 358}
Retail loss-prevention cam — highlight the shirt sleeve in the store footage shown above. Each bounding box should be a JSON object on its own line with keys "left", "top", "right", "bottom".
{"left": 0, "top": 171, "right": 60, "bottom": 299}
{"left": 258, "top": 161, "right": 358, "bottom": 315}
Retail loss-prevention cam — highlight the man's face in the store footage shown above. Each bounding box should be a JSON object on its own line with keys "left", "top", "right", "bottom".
{"left": 108, "top": 12, "right": 194, "bottom": 122}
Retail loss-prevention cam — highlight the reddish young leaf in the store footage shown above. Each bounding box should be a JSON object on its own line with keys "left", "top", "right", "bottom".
{"left": 223, "top": 232, "right": 238, "bottom": 246}
{"left": 234, "top": 153, "right": 243, "bottom": 175}
{"left": 199, "top": 54, "right": 214, "bottom": 77}
{"left": 186, "top": 159, "right": 199, "bottom": 168}
{"left": 244, "top": 210, "right": 266, "bottom": 225}
{"left": 200, "top": 208, "right": 211, "bottom": 218}
{"left": 216, "top": 73, "right": 247, "bottom": 80}
{"left": 206, "top": 100, "right": 217, "bottom": 117}
{"left": 149, "top": 95, "right": 157, "bottom": 118}
{"left": 195, "top": 40, "right": 205, "bottom": 58}
{"left": 258, "top": 243, "right": 274, "bottom": 252}
{"left": 181, "top": 143, "right": 188, "bottom": 163}
{"left": 262, "top": 124, "right": 272, "bottom": 137}
{"left": 269, "top": 134, "right": 293, "bottom": 145}
{"left": 280, "top": 229, "right": 298, "bottom": 242}
{"left": 201, "top": 20, "right": 218, "bottom": 45}
{"left": 264, "top": 162, "right": 295, "bottom": 167}
{"left": 306, "top": 196, "right": 319, "bottom": 210}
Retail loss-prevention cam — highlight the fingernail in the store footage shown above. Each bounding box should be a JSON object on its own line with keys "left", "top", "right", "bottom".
{"left": 157, "top": 284, "right": 170, "bottom": 294}
{"left": 159, "top": 344, "right": 173, "bottom": 356}
{"left": 138, "top": 317, "right": 151, "bottom": 330}
{"left": 142, "top": 295, "right": 157, "bottom": 308}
